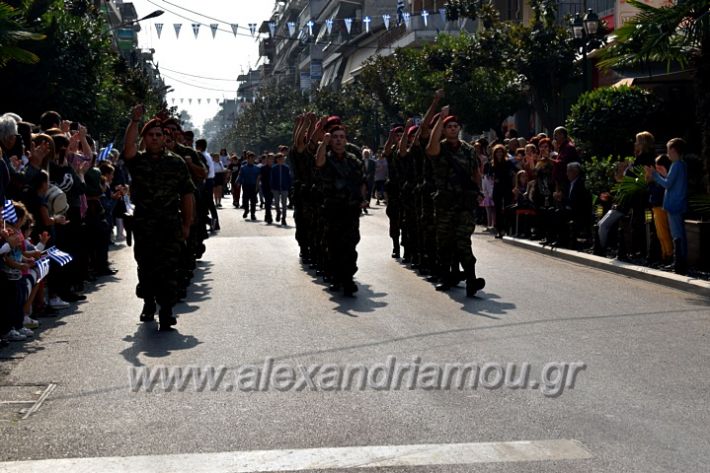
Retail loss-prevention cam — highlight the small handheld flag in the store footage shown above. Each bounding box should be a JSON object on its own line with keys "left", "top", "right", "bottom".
{"left": 46, "top": 247, "right": 73, "bottom": 266}
{"left": 36, "top": 257, "right": 50, "bottom": 282}
{"left": 2, "top": 200, "right": 18, "bottom": 224}
{"left": 97, "top": 143, "right": 113, "bottom": 162}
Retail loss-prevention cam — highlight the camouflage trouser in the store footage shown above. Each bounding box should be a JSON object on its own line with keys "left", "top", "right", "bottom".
{"left": 401, "top": 189, "right": 419, "bottom": 260}
{"left": 133, "top": 219, "right": 184, "bottom": 309}
{"left": 434, "top": 205, "right": 477, "bottom": 278}
{"left": 324, "top": 206, "right": 361, "bottom": 283}
{"left": 293, "top": 187, "right": 312, "bottom": 254}
{"left": 418, "top": 189, "right": 437, "bottom": 269}
{"left": 386, "top": 199, "right": 401, "bottom": 244}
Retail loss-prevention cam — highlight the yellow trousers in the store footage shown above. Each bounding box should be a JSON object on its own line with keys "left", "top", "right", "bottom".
{"left": 653, "top": 207, "right": 673, "bottom": 261}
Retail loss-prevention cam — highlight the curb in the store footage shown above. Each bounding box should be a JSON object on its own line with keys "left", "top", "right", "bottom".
{"left": 501, "top": 236, "right": 710, "bottom": 298}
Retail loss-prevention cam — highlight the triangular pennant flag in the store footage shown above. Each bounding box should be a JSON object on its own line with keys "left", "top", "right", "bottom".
{"left": 249, "top": 23, "right": 257, "bottom": 37}
{"left": 188, "top": 98, "right": 193, "bottom": 104}
{"left": 171, "top": 98, "right": 176, "bottom": 104}
{"left": 344, "top": 18, "right": 352, "bottom": 34}
{"left": 210, "top": 23, "right": 219, "bottom": 38}
{"left": 192, "top": 23, "right": 201, "bottom": 38}
{"left": 439, "top": 8, "right": 447, "bottom": 23}
{"left": 198, "top": 98, "right": 202, "bottom": 104}
{"left": 180, "top": 98, "right": 184, "bottom": 104}
{"left": 325, "top": 19, "right": 333, "bottom": 35}
{"left": 287, "top": 21, "right": 296, "bottom": 37}
{"left": 306, "top": 20, "right": 314, "bottom": 36}
{"left": 363, "top": 16, "right": 371, "bottom": 33}
{"left": 421, "top": 10, "right": 429, "bottom": 27}
{"left": 207, "top": 98, "right": 211, "bottom": 104}
{"left": 383, "top": 14, "right": 391, "bottom": 30}
{"left": 231, "top": 24, "right": 239, "bottom": 37}
{"left": 155, "top": 23, "right": 163, "bottom": 39}
{"left": 216, "top": 97, "right": 220, "bottom": 103}
{"left": 268, "top": 21, "right": 276, "bottom": 37}
{"left": 403, "top": 12, "right": 411, "bottom": 30}
{"left": 174, "top": 23, "right": 182, "bottom": 39}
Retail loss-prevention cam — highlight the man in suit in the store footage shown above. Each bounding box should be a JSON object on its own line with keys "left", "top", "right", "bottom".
{"left": 551, "top": 162, "right": 592, "bottom": 248}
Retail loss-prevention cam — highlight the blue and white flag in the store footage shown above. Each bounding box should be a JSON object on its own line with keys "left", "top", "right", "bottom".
{"left": 36, "top": 257, "right": 50, "bottom": 282}
{"left": 2, "top": 200, "right": 18, "bottom": 224}
{"left": 46, "top": 247, "right": 73, "bottom": 266}
{"left": 97, "top": 143, "right": 113, "bottom": 162}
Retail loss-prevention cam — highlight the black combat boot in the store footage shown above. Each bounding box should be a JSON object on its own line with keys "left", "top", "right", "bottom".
{"left": 391, "top": 238, "right": 401, "bottom": 259}
{"left": 158, "top": 308, "right": 177, "bottom": 331}
{"left": 139, "top": 299, "right": 156, "bottom": 322}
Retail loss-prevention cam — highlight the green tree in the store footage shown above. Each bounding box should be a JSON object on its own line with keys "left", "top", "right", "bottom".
{"left": 0, "top": 1, "right": 45, "bottom": 67}
{"left": 566, "top": 85, "right": 662, "bottom": 159}
{"left": 598, "top": 0, "right": 710, "bottom": 192}
{"left": 0, "top": 0, "right": 167, "bottom": 143}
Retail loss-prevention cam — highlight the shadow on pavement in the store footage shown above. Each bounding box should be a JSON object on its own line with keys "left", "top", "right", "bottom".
{"left": 438, "top": 289, "right": 516, "bottom": 319}
{"left": 327, "top": 283, "right": 389, "bottom": 317}
{"left": 119, "top": 323, "right": 202, "bottom": 367}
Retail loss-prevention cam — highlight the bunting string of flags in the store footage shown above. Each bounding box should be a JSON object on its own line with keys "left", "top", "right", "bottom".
{"left": 152, "top": 9, "right": 461, "bottom": 41}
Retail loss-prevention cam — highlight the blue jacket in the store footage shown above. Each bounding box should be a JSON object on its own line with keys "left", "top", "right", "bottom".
{"left": 237, "top": 163, "right": 260, "bottom": 187}
{"left": 270, "top": 164, "right": 292, "bottom": 192}
{"left": 653, "top": 159, "right": 687, "bottom": 214}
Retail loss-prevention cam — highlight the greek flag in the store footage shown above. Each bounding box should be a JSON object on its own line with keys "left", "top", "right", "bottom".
{"left": 36, "top": 257, "right": 50, "bottom": 282}
{"left": 46, "top": 246, "right": 73, "bottom": 266}
{"left": 97, "top": 143, "right": 113, "bottom": 162}
{"left": 2, "top": 200, "right": 18, "bottom": 224}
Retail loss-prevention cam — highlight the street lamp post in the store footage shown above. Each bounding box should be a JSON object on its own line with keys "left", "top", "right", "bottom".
{"left": 109, "top": 9, "right": 164, "bottom": 30}
{"left": 571, "top": 8, "right": 600, "bottom": 92}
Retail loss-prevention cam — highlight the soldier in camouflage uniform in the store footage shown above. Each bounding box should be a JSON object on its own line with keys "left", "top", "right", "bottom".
{"left": 425, "top": 106, "right": 486, "bottom": 298}
{"left": 123, "top": 105, "right": 196, "bottom": 330}
{"left": 383, "top": 126, "right": 404, "bottom": 259}
{"left": 290, "top": 114, "right": 316, "bottom": 264}
{"left": 315, "top": 125, "right": 368, "bottom": 296}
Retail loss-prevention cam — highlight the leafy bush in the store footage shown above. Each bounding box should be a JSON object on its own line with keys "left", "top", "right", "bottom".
{"left": 566, "top": 85, "right": 662, "bottom": 159}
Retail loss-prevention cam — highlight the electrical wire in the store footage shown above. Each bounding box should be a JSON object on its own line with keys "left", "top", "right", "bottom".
{"left": 160, "top": 72, "right": 238, "bottom": 92}
{"left": 159, "top": 66, "right": 238, "bottom": 82}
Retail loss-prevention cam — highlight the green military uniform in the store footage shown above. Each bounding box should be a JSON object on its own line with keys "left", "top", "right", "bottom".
{"left": 399, "top": 146, "right": 419, "bottom": 264}
{"left": 126, "top": 149, "right": 195, "bottom": 311}
{"left": 319, "top": 150, "right": 365, "bottom": 292}
{"left": 429, "top": 140, "right": 485, "bottom": 295}
{"left": 384, "top": 145, "right": 402, "bottom": 258}
{"left": 290, "top": 147, "right": 314, "bottom": 261}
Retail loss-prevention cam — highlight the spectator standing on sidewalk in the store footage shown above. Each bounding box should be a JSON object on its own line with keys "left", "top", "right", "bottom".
{"left": 270, "top": 153, "right": 291, "bottom": 226}
{"left": 645, "top": 138, "right": 688, "bottom": 274}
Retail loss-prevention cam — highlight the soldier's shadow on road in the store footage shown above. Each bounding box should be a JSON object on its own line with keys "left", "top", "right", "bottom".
{"left": 119, "top": 323, "right": 202, "bottom": 367}
{"left": 326, "top": 284, "right": 388, "bottom": 318}
{"left": 441, "top": 289, "right": 516, "bottom": 319}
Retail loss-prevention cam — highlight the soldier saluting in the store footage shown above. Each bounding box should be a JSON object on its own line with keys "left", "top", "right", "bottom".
{"left": 123, "top": 105, "right": 196, "bottom": 330}
{"left": 316, "top": 125, "right": 368, "bottom": 296}
{"left": 425, "top": 105, "right": 486, "bottom": 298}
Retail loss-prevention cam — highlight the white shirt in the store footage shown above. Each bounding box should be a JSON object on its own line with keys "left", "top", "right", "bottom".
{"left": 203, "top": 151, "right": 215, "bottom": 179}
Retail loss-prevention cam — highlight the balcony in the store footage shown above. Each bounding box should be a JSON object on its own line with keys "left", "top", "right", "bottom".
{"left": 259, "top": 38, "right": 275, "bottom": 60}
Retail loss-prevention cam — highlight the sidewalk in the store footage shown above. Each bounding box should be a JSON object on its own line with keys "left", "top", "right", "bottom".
{"left": 501, "top": 236, "right": 710, "bottom": 297}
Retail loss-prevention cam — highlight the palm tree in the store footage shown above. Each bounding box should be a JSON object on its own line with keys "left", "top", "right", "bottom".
{"left": 0, "top": 1, "right": 45, "bottom": 67}
{"left": 598, "top": 0, "right": 710, "bottom": 193}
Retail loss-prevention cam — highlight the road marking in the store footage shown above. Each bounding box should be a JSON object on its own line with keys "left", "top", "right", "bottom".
{"left": 0, "top": 439, "right": 592, "bottom": 472}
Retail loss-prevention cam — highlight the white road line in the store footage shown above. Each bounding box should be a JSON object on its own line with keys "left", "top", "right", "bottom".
{"left": 0, "top": 439, "right": 592, "bottom": 472}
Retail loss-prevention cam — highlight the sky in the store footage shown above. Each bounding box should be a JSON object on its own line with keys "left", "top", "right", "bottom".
{"left": 131, "top": 0, "right": 276, "bottom": 131}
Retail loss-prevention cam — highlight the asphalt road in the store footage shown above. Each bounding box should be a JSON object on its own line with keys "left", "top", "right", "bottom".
{"left": 1, "top": 202, "right": 708, "bottom": 472}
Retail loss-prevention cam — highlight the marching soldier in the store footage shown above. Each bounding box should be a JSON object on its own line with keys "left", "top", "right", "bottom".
{"left": 425, "top": 105, "right": 486, "bottom": 298}
{"left": 123, "top": 105, "right": 195, "bottom": 330}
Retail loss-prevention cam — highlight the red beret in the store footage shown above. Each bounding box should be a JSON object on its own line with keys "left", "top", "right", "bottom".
{"left": 443, "top": 115, "right": 460, "bottom": 126}
{"left": 391, "top": 126, "right": 404, "bottom": 134}
{"left": 324, "top": 115, "right": 342, "bottom": 132}
{"left": 407, "top": 125, "right": 419, "bottom": 136}
{"left": 141, "top": 118, "right": 163, "bottom": 137}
